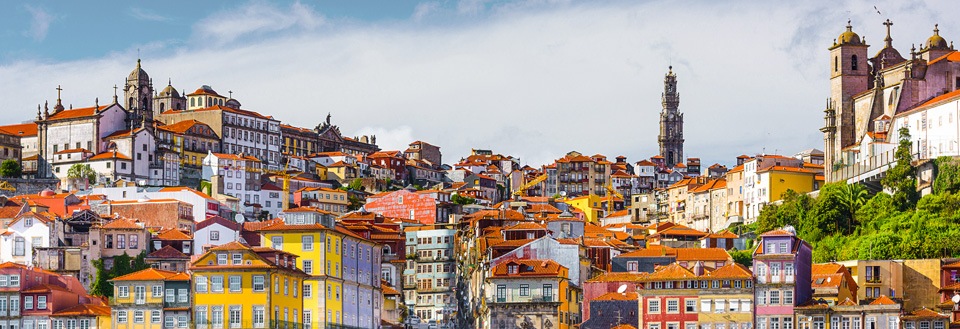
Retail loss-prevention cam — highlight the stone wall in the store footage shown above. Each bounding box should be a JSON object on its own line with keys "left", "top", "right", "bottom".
{"left": 0, "top": 178, "right": 60, "bottom": 196}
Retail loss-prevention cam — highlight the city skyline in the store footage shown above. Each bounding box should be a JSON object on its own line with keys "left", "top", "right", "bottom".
{"left": 1, "top": 0, "right": 958, "bottom": 167}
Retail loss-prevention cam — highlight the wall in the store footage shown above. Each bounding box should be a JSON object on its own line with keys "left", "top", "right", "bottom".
{"left": 903, "top": 259, "right": 942, "bottom": 312}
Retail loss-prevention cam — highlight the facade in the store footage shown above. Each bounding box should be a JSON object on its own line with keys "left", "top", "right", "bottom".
{"left": 363, "top": 189, "right": 449, "bottom": 225}
{"left": 98, "top": 199, "right": 194, "bottom": 231}
{"left": 190, "top": 241, "right": 308, "bottom": 329}
{"left": 404, "top": 226, "right": 457, "bottom": 325}
{"left": 256, "top": 207, "right": 382, "bottom": 329}
{"left": 753, "top": 228, "right": 813, "bottom": 329}
{"left": 638, "top": 262, "right": 755, "bottom": 329}
{"left": 281, "top": 124, "right": 319, "bottom": 157}
{"left": 405, "top": 141, "right": 442, "bottom": 168}
{"left": 156, "top": 119, "right": 220, "bottom": 187}
{"left": 202, "top": 152, "right": 263, "bottom": 213}
{"left": 109, "top": 268, "right": 191, "bottom": 329}
{"left": 794, "top": 295, "right": 902, "bottom": 329}
{"left": 294, "top": 187, "right": 349, "bottom": 215}
{"left": 0, "top": 211, "right": 57, "bottom": 265}
{"left": 658, "top": 66, "right": 684, "bottom": 167}
{"left": 485, "top": 259, "right": 577, "bottom": 329}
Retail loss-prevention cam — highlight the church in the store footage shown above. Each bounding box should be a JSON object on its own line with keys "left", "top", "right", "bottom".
{"left": 822, "top": 20, "right": 960, "bottom": 184}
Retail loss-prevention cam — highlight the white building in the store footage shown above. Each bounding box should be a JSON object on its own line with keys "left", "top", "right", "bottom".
{"left": 193, "top": 216, "right": 241, "bottom": 255}
{"left": 202, "top": 152, "right": 262, "bottom": 214}
{"left": 0, "top": 212, "right": 56, "bottom": 265}
{"left": 89, "top": 186, "right": 220, "bottom": 223}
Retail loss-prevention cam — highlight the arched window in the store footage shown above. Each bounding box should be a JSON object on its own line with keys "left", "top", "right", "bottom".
{"left": 190, "top": 98, "right": 195, "bottom": 107}
{"left": 851, "top": 55, "right": 858, "bottom": 70}
{"left": 129, "top": 97, "right": 134, "bottom": 107}
{"left": 207, "top": 97, "right": 212, "bottom": 106}
{"left": 159, "top": 103, "right": 165, "bottom": 112}
{"left": 834, "top": 56, "right": 838, "bottom": 72}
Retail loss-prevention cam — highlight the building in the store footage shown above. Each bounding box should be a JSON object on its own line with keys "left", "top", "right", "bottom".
{"left": 109, "top": 268, "right": 191, "bottom": 329}
{"left": 202, "top": 152, "right": 263, "bottom": 214}
{"left": 637, "top": 262, "right": 755, "bottom": 329}
{"left": 363, "top": 188, "right": 452, "bottom": 225}
{"left": 0, "top": 261, "right": 108, "bottom": 329}
{"left": 485, "top": 259, "right": 578, "bottom": 329}
{"left": 794, "top": 295, "right": 902, "bottom": 329}
{"left": 190, "top": 241, "right": 308, "bottom": 329}
{"left": 658, "top": 66, "right": 684, "bottom": 167}
{"left": 0, "top": 211, "right": 58, "bottom": 265}
{"left": 155, "top": 119, "right": 220, "bottom": 186}
{"left": 281, "top": 124, "right": 319, "bottom": 157}
{"left": 158, "top": 86, "right": 282, "bottom": 169}
{"left": 294, "top": 187, "right": 349, "bottom": 215}
{"left": 405, "top": 141, "right": 442, "bottom": 169}
{"left": 404, "top": 225, "right": 457, "bottom": 325}
{"left": 97, "top": 198, "right": 194, "bottom": 231}
{"left": 753, "top": 227, "right": 813, "bottom": 329}
{"left": 822, "top": 20, "right": 960, "bottom": 181}
{"left": 255, "top": 207, "right": 383, "bottom": 329}
{"left": 741, "top": 155, "right": 820, "bottom": 222}
{"left": 810, "top": 262, "right": 858, "bottom": 305}
{"left": 193, "top": 216, "right": 241, "bottom": 255}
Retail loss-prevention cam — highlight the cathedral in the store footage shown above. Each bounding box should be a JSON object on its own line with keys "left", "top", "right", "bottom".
{"left": 658, "top": 66, "right": 684, "bottom": 167}
{"left": 822, "top": 20, "right": 960, "bottom": 182}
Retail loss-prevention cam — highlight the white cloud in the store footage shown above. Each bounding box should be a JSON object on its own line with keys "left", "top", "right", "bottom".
{"left": 23, "top": 5, "right": 53, "bottom": 42}
{"left": 129, "top": 7, "right": 170, "bottom": 22}
{"left": 192, "top": 0, "right": 324, "bottom": 45}
{"left": 1, "top": 0, "right": 958, "bottom": 168}
{"left": 413, "top": 2, "right": 441, "bottom": 22}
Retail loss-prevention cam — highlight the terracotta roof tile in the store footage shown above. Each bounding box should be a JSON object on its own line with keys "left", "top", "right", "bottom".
{"left": 706, "top": 263, "right": 752, "bottom": 279}
{"left": 100, "top": 217, "right": 143, "bottom": 229}
{"left": 46, "top": 105, "right": 109, "bottom": 121}
{"left": 586, "top": 272, "right": 648, "bottom": 282}
{"left": 642, "top": 263, "right": 697, "bottom": 281}
{"left": 147, "top": 245, "right": 190, "bottom": 259}
{"left": 594, "top": 291, "right": 639, "bottom": 301}
{"left": 52, "top": 303, "right": 111, "bottom": 317}
{"left": 869, "top": 295, "right": 898, "bottom": 305}
{"left": 111, "top": 268, "right": 189, "bottom": 282}
{"left": 490, "top": 259, "right": 566, "bottom": 278}
{"left": 156, "top": 228, "right": 193, "bottom": 240}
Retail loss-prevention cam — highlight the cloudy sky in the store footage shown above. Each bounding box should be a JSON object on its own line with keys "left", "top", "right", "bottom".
{"left": 0, "top": 0, "right": 957, "bottom": 168}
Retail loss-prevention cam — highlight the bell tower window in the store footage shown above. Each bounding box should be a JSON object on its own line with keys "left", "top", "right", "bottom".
{"left": 834, "top": 56, "right": 838, "bottom": 72}
{"left": 851, "top": 55, "right": 858, "bottom": 70}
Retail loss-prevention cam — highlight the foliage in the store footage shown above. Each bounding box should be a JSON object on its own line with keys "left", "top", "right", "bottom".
{"left": 67, "top": 164, "right": 97, "bottom": 184}
{"left": 934, "top": 156, "right": 960, "bottom": 195}
{"left": 0, "top": 159, "right": 21, "bottom": 178}
{"left": 729, "top": 249, "right": 753, "bottom": 267}
{"left": 346, "top": 178, "right": 364, "bottom": 191}
{"left": 451, "top": 194, "right": 477, "bottom": 205}
{"left": 881, "top": 128, "right": 919, "bottom": 210}
{"left": 347, "top": 195, "right": 364, "bottom": 211}
{"left": 90, "top": 251, "right": 150, "bottom": 297}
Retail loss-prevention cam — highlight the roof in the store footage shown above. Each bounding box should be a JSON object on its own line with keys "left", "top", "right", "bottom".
{"left": 100, "top": 217, "right": 142, "bottom": 229}
{"left": 490, "top": 259, "right": 566, "bottom": 278}
{"left": 0, "top": 123, "right": 38, "bottom": 137}
{"left": 156, "top": 228, "right": 193, "bottom": 240}
{"left": 758, "top": 166, "right": 819, "bottom": 174}
{"left": 643, "top": 263, "right": 697, "bottom": 281}
{"left": 52, "top": 303, "right": 111, "bottom": 317}
{"left": 89, "top": 151, "right": 132, "bottom": 161}
{"left": 594, "top": 291, "right": 639, "bottom": 301}
{"left": 196, "top": 216, "right": 240, "bottom": 231}
{"left": 869, "top": 295, "right": 898, "bottom": 305}
{"left": 760, "top": 229, "right": 795, "bottom": 237}
{"left": 210, "top": 152, "right": 261, "bottom": 162}
{"left": 147, "top": 245, "right": 190, "bottom": 259}
{"left": 164, "top": 104, "right": 274, "bottom": 120}
{"left": 705, "top": 263, "right": 753, "bottom": 279}
{"left": 111, "top": 268, "right": 190, "bottom": 282}
{"left": 46, "top": 105, "right": 110, "bottom": 121}
{"left": 586, "top": 272, "right": 648, "bottom": 283}
{"left": 157, "top": 119, "right": 217, "bottom": 137}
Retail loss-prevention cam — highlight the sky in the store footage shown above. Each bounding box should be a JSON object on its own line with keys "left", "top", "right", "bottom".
{"left": 0, "top": 0, "right": 958, "bottom": 169}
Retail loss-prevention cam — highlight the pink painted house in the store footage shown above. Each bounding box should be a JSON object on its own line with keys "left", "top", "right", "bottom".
{"left": 753, "top": 227, "right": 813, "bottom": 329}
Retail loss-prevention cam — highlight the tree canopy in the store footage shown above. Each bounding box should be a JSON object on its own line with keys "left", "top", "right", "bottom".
{"left": 0, "top": 159, "right": 21, "bottom": 178}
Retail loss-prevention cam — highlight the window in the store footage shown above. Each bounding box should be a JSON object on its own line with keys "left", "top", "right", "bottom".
{"left": 303, "top": 235, "right": 313, "bottom": 250}
{"left": 784, "top": 290, "right": 794, "bottom": 304}
{"left": 667, "top": 299, "right": 679, "bottom": 313}
{"left": 758, "top": 289, "right": 766, "bottom": 305}
{"left": 195, "top": 307, "right": 207, "bottom": 327}
{"left": 229, "top": 306, "right": 241, "bottom": 328}
{"left": 212, "top": 306, "right": 224, "bottom": 329}
{"left": 196, "top": 276, "right": 208, "bottom": 292}
{"left": 14, "top": 237, "right": 24, "bottom": 256}
{"left": 178, "top": 289, "right": 188, "bottom": 303}
{"left": 253, "top": 276, "right": 265, "bottom": 292}
{"left": 153, "top": 310, "right": 162, "bottom": 323}
{"left": 164, "top": 316, "right": 174, "bottom": 328}
{"left": 211, "top": 276, "right": 224, "bottom": 292}
{"left": 178, "top": 315, "right": 188, "bottom": 328}
{"left": 232, "top": 253, "right": 242, "bottom": 265}
{"left": 304, "top": 284, "right": 312, "bottom": 298}
{"left": 519, "top": 284, "right": 529, "bottom": 296}
{"left": 770, "top": 290, "right": 780, "bottom": 304}
{"left": 37, "top": 296, "right": 46, "bottom": 310}
{"left": 153, "top": 285, "right": 163, "bottom": 297}
{"left": 851, "top": 55, "right": 859, "bottom": 70}
{"left": 715, "top": 299, "right": 725, "bottom": 313}
{"left": 253, "top": 306, "right": 265, "bottom": 328}
{"left": 130, "top": 235, "right": 138, "bottom": 249}
{"left": 135, "top": 310, "right": 145, "bottom": 323}
{"left": 117, "top": 234, "right": 125, "bottom": 249}
{"left": 210, "top": 231, "right": 220, "bottom": 241}
{"left": 218, "top": 253, "right": 228, "bottom": 265}
{"left": 304, "top": 260, "right": 313, "bottom": 274}
{"left": 229, "top": 276, "right": 241, "bottom": 292}
{"left": 118, "top": 310, "right": 128, "bottom": 323}
{"left": 543, "top": 284, "right": 553, "bottom": 301}
{"left": 685, "top": 299, "right": 697, "bottom": 312}
{"left": 164, "top": 288, "right": 175, "bottom": 303}
{"left": 649, "top": 299, "right": 661, "bottom": 313}
{"left": 118, "top": 286, "right": 129, "bottom": 298}
{"left": 272, "top": 237, "right": 282, "bottom": 250}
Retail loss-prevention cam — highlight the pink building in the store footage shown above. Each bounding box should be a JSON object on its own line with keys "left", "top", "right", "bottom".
{"left": 753, "top": 228, "right": 813, "bottom": 329}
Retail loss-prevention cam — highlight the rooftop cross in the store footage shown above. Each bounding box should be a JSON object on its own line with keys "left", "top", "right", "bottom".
{"left": 883, "top": 19, "right": 893, "bottom": 48}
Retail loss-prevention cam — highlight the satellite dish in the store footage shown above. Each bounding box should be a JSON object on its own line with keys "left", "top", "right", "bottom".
{"left": 952, "top": 294, "right": 959, "bottom": 304}
{"left": 234, "top": 214, "right": 246, "bottom": 223}
{"left": 617, "top": 284, "right": 627, "bottom": 294}
{"left": 559, "top": 191, "right": 567, "bottom": 197}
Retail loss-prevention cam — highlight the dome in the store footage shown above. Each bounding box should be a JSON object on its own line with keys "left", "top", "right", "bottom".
{"left": 927, "top": 24, "right": 949, "bottom": 50}
{"left": 836, "top": 21, "right": 863, "bottom": 46}
{"left": 39, "top": 189, "right": 55, "bottom": 197}
{"left": 128, "top": 59, "right": 149, "bottom": 82}
{"left": 161, "top": 83, "right": 180, "bottom": 98}
{"left": 225, "top": 98, "right": 241, "bottom": 109}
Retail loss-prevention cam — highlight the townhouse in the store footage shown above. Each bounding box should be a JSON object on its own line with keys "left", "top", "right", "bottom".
{"left": 485, "top": 259, "right": 578, "bottom": 329}
{"left": 753, "top": 228, "right": 813, "bottom": 329}
{"left": 403, "top": 225, "right": 457, "bottom": 325}
{"left": 109, "top": 268, "right": 191, "bottom": 329}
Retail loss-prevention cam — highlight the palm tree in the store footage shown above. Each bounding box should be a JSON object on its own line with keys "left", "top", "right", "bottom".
{"left": 838, "top": 183, "right": 869, "bottom": 234}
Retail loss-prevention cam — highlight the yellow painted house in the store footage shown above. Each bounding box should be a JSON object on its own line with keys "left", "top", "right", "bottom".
{"left": 190, "top": 241, "right": 308, "bottom": 329}
{"left": 109, "top": 268, "right": 192, "bottom": 329}
{"left": 563, "top": 194, "right": 602, "bottom": 223}
{"left": 256, "top": 207, "right": 348, "bottom": 329}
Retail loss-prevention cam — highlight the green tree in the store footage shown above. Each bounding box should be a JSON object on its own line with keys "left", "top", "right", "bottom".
{"left": 346, "top": 178, "right": 363, "bottom": 191}
{"left": 0, "top": 159, "right": 21, "bottom": 178}
{"left": 934, "top": 156, "right": 960, "bottom": 194}
{"left": 729, "top": 249, "right": 752, "bottom": 267}
{"left": 67, "top": 164, "right": 97, "bottom": 185}
{"left": 881, "top": 127, "right": 919, "bottom": 210}
{"left": 89, "top": 251, "right": 151, "bottom": 297}
{"left": 451, "top": 194, "right": 477, "bottom": 205}
{"left": 837, "top": 183, "right": 869, "bottom": 234}
{"left": 347, "top": 195, "right": 364, "bottom": 211}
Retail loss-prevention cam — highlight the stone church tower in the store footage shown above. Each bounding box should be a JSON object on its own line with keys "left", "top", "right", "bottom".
{"left": 658, "top": 66, "right": 684, "bottom": 167}
{"left": 124, "top": 59, "right": 154, "bottom": 130}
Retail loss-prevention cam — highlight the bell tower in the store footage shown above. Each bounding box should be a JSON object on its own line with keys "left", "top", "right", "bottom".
{"left": 827, "top": 21, "right": 870, "bottom": 169}
{"left": 658, "top": 66, "right": 684, "bottom": 167}
{"left": 124, "top": 59, "right": 154, "bottom": 129}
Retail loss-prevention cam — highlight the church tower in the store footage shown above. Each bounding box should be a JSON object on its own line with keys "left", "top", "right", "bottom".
{"left": 154, "top": 78, "right": 187, "bottom": 116}
{"left": 124, "top": 59, "right": 154, "bottom": 130}
{"left": 827, "top": 21, "right": 869, "bottom": 170}
{"left": 658, "top": 66, "right": 684, "bottom": 167}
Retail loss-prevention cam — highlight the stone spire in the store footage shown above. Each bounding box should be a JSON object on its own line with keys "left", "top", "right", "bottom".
{"left": 883, "top": 19, "right": 894, "bottom": 48}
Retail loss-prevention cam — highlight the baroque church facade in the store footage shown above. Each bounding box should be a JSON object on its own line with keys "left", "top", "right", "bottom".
{"left": 822, "top": 20, "right": 960, "bottom": 182}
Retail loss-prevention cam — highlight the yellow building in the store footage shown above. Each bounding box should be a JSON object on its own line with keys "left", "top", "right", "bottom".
{"left": 190, "top": 241, "right": 308, "bottom": 329}
{"left": 758, "top": 166, "right": 820, "bottom": 202}
{"left": 109, "top": 268, "right": 191, "bottom": 329}
{"left": 563, "top": 194, "right": 603, "bottom": 223}
{"left": 811, "top": 263, "right": 858, "bottom": 305}
{"left": 256, "top": 207, "right": 346, "bottom": 328}
{"left": 156, "top": 119, "right": 221, "bottom": 167}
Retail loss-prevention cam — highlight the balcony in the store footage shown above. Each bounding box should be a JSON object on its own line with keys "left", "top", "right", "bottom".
{"left": 488, "top": 294, "right": 558, "bottom": 304}
{"left": 269, "top": 320, "right": 304, "bottom": 329}
{"left": 865, "top": 277, "right": 882, "bottom": 284}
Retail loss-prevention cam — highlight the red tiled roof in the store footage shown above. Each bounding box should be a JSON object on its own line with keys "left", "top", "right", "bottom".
{"left": 100, "top": 218, "right": 142, "bottom": 229}
{"left": 111, "top": 268, "right": 189, "bottom": 282}
{"left": 147, "top": 245, "right": 190, "bottom": 259}
{"left": 89, "top": 151, "right": 132, "bottom": 161}
{"left": 586, "top": 272, "right": 648, "bottom": 282}
{"left": 490, "top": 259, "right": 566, "bottom": 278}
{"left": 52, "top": 303, "right": 111, "bottom": 317}
{"left": 156, "top": 228, "right": 193, "bottom": 240}
{"left": 642, "top": 263, "right": 697, "bottom": 281}
{"left": 595, "top": 291, "right": 639, "bottom": 301}
{"left": 46, "top": 105, "right": 109, "bottom": 121}
{"left": 706, "top": 263, "right": 752, "bottom": 279}
{"left": 0, "top": 123, "right": 38, "bottom": 137}
{"left": 869, "top": 295, "right": 898, "bottom": 305}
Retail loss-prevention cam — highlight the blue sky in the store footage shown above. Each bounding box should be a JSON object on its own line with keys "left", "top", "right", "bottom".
{"left": 1, "top": 0, "right": 958, "bottom": 168}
